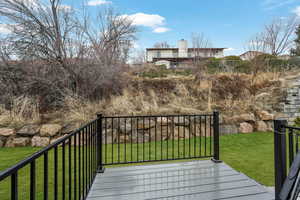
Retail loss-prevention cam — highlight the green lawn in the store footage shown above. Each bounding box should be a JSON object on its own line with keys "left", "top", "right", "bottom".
{"left": 0, "top": 132, "right": 275, "bottom": 199}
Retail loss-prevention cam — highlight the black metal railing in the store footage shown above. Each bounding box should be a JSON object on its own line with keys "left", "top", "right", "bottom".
{"left": 0, "top": 119, "right": 99, "bottom": 200}
{"left": 274, "top": 120, "right": 300, "bottom": 200}
{"left": 0, "top": 112, "right": 220, "bottom": 200}
{"left": 99, "top": 112, "right": 220, "bottom": 166}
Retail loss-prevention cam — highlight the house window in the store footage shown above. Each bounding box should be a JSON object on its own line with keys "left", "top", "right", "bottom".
{"left": 157, "top": 51, "right": 161, "bottom": 58}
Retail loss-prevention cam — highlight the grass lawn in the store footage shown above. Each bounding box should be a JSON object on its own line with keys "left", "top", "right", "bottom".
{"left": 0, "top": 132, "right": 275, "bottom": 199}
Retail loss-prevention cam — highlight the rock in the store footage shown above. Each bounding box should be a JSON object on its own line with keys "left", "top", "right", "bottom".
{"left": 239, "top": 122, "right": 254, "bottom": 133}
{"left": 137, "top": 120, "right": 156, "bottom": 130}
{"left": 32, "top": 136, "right": 50, "bottom": 147}
{"left": 119, "top": 122, "right": 133, "bottom": 134}
{"left": 265, "top": 121, "right": 274, "bottom": 131}
{"left": 239, "top": 113, "right": 256, "bottom": 122}
{"left": 173, "top": 116, "right": 190, "bottom": 126}
{"left": 6, "top": 137, "right": 31, "bottom": 147}
{"left": 0, "top": 138, "right": 3, "bottom": 147}
{"left": 156, "top": 117, "right": 169, "bottom": 125}
{"left": 40, "top": 124, "right": 62, "bottom": 137}
{"left": 220, "top": 125, "right": 238, "bottom": 135}
{"left": 257, "top": 111, "right": 274, "bottom": 121}
{"left": 0, "top": 128, "right": 15, "bottom": 137}
{"left": 223, "top": 113, "right": 255, "bottom": 124}
{"left": 17, "top": 125, "right": 40, "bottom": 136}
{"left": 255, "top": 121, "right": 268, "bottom": 132}
{"left": 61, "top": 122, "right": 80, "bottom": 134}
{"left": 50, "top": 135, "right": 68, "bottom": 145}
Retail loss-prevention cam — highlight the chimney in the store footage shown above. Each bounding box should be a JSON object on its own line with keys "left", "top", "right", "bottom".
{"left": 178, "top": 39, "right": 188, "bottom": 58}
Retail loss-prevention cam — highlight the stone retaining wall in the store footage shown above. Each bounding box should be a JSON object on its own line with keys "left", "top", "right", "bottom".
{"left": 0, "top": 111, "right": 276, "bottom": 148}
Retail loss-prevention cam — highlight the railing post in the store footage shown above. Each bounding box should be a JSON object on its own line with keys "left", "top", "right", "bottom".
{"left": 212, "top": 111, "right": 222, "bottom": 163}
{"left": 97, "top": 114, "right": 105, "bottom": 173}
{"left": 274, "top": 119, "right": 287, "bottom": 200}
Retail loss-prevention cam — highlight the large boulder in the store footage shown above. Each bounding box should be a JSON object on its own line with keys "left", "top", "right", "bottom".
{"left": 61, "top": 122, "right": 80, "bottom": 134}
{"left": 223, "top": 113, "right": 255, "bottom": 124}
{"left": 50, "top": 135, "right": 68, "bottom": 145}
{"left": 255, "top": 121, "right": 268, "bottom": 132}
{"left": 0, "top": 128, "right": 15, "bottom": 137}
{"left": 17, "top": 125, "right": 40, "bottom": 136}
{"left": 239, "top": 122, "right": 254, "bottom": 133}
{"left": 173, "top": 116, "right": 190, "bottom": 126}
{"left": 256, "top": 111, "right": 274, "bottom": 121}
{"left": 31, "top": 136, "right": 50, "bottom": 147}
{"left": 0, "top": 138, "right": 3, "bottom": 147}
{"left": 6, "top": 137, "right": 31, "bottom": 147}
{"left": 137, "top": 120, "right": 156, "bottom": 130}
{"left": 239, "top": 113, "right": 256, "bottom": 123}
{"left": 40, "top": 124, "right": 62, "bottom": 137}
{"left": 220, "top": 125, "right": 238, "bottom": 135}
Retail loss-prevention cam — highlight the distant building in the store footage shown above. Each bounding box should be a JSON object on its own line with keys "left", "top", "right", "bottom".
{"left": 240, "top": 51, "right": 264, "bottom": 61}
{"left": 278, "top": 55, "right": 291, "bottom": 60}
{"left": 146, "top": 39, "right": 226, "bottom": 68}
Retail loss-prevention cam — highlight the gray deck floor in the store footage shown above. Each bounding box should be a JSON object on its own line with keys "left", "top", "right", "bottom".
{"left": 87, "top": 160, "right": 274, "bottom": 200}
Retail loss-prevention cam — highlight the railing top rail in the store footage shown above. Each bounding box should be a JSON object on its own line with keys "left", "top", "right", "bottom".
{"left": 103, "top": 113, "right": 214, "bottom": 119}
{"left": 284, "top": 125, "right": 300, "bottom": 131}
{"left": 0, "top": 118, "right": 97, "bottom": 181}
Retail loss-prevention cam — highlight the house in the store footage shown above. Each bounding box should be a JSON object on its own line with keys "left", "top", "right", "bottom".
{"left": 240, "top": 51, "right": 264, "bottom": 61}
{"left": 146, "top": 39, "right": 226, "bottom": 68}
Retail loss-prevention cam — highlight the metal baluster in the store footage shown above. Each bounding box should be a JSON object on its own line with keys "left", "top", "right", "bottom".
{"left": 149, "top": 117, "right": 151, "bottom": 161}
{"left": 68, "top": 138, "right": 72, "bottom": 200}
{"left": 155, "top": 117, "right": 157, "bottom": 161}
{"left": 11, "top": 172, "right": 18, "bottom": 200}
{"left": 172, "top": 116, "right": 175, "bottom": 159}
{"left": 62, "top": 141, "right": 65, "bottom": 200}
{"left": 74, "top": 134, "right": 77, "bottom": 200}
{"left": 125, "top": 118, "right": 127, "bottom": 163}
{"left": 44, "top": 152, "right": 48, "bottom": 200}
{"left": 111, "top": 118, "right": 114, "bottom": 164}
{"left": 205, "top": 116, "right": 207, "bottom": 157}
{"left": 54, "top": 147, "right": 58, "bottom": 200}
{"left": 30, "top": 161, "right": 36, "bottom": 200}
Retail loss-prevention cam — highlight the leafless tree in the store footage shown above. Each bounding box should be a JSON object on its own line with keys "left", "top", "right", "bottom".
{"left": 132, "top": 48, "right": 146, "bottom": 64}
{"left": 190, "top": 33, "right": 212, "bottom": 70}
{"left": 153, "top": 41, "right": 170, "bottom": 48}
{"left": 0, "top": 0, "right": 138, "bottom": 110}
{"left": 258, "top": 17, "right": 298, "bottom": 56}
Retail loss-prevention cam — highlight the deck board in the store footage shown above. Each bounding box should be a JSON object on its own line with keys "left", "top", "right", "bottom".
{"left": 87, "top": 160, "right": 274, "bottom": 200}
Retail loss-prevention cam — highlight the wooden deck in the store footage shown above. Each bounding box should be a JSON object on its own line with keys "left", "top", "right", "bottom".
{"left": 87, "top": 160, "right": 274, "bottom": 200}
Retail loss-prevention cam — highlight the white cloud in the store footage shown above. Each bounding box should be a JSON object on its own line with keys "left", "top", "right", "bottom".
{"left": 120, "top": 13, "right": 170, "bottom": 33}
{"left": 87, "top": 0, "right": 112, "bottom": 6}
{"left": 58, "top": 4, "right": 73, "bottom": 12}
{"left": 153, "top": 27, "right": 170, "bottom": 33}
{"left": 292, "top": 6, "right": 300, "bottom": 16}
{"left": 224, "top": 48, "right": 235, "bottom": 52}
{"left": 0, "top": 24, "right": 12, "bottom": 34}
{"left": 262, "top": 0, "right": 296, "bottom": 10}
{"left": 121, "top": 13, "right": 165, "bottom": 28}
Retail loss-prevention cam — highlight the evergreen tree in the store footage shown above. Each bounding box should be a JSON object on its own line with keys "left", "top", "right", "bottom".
{"left": 291, "top": 25, "right": 300, "bottom": 56}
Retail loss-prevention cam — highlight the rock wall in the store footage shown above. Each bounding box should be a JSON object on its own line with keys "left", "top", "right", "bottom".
{"left": 0, "top": 123, "right": 78, "bottom": 148}
{"left": 284, "top": 79, "right": 300, "bottom": 123}
{"left": 0, "top": 111, "right": 276, "bottom": 148}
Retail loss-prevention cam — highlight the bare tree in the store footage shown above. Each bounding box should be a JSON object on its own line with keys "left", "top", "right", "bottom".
{"left": 132, "top": 48, "right": 146, "bottom": 64}
{"left": 0, "top": 1, "right": 138, "bottom": 110}
{"left": 190, "top": 33, "right": 212, "bottom": 69}
{"left": 260, "top": 17, "right": 298, "bottom": 56}
{"left": 153, "top": 41, "right": 170, "bottom": 48}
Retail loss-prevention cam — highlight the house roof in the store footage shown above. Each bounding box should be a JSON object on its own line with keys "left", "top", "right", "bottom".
{"left": 240, "top": 51, "right": 264, "bottom": 57}
{"left": 146, "top": 48, "right": 226, "bottom": 51}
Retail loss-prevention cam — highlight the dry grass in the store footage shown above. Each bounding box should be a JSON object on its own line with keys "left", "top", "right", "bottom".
{"left": 0, "top": 71, "right": 289, "bottom": 128}
{"left": 0, "top": 96, "right": 40, "bottom": 128}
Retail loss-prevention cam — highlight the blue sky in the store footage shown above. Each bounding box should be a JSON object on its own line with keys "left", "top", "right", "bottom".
{"left": 1, "top": 0, "right": 300, "bottom": 56}
{"left": 73, "top": 0, "right": 300, "bottom": 56}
